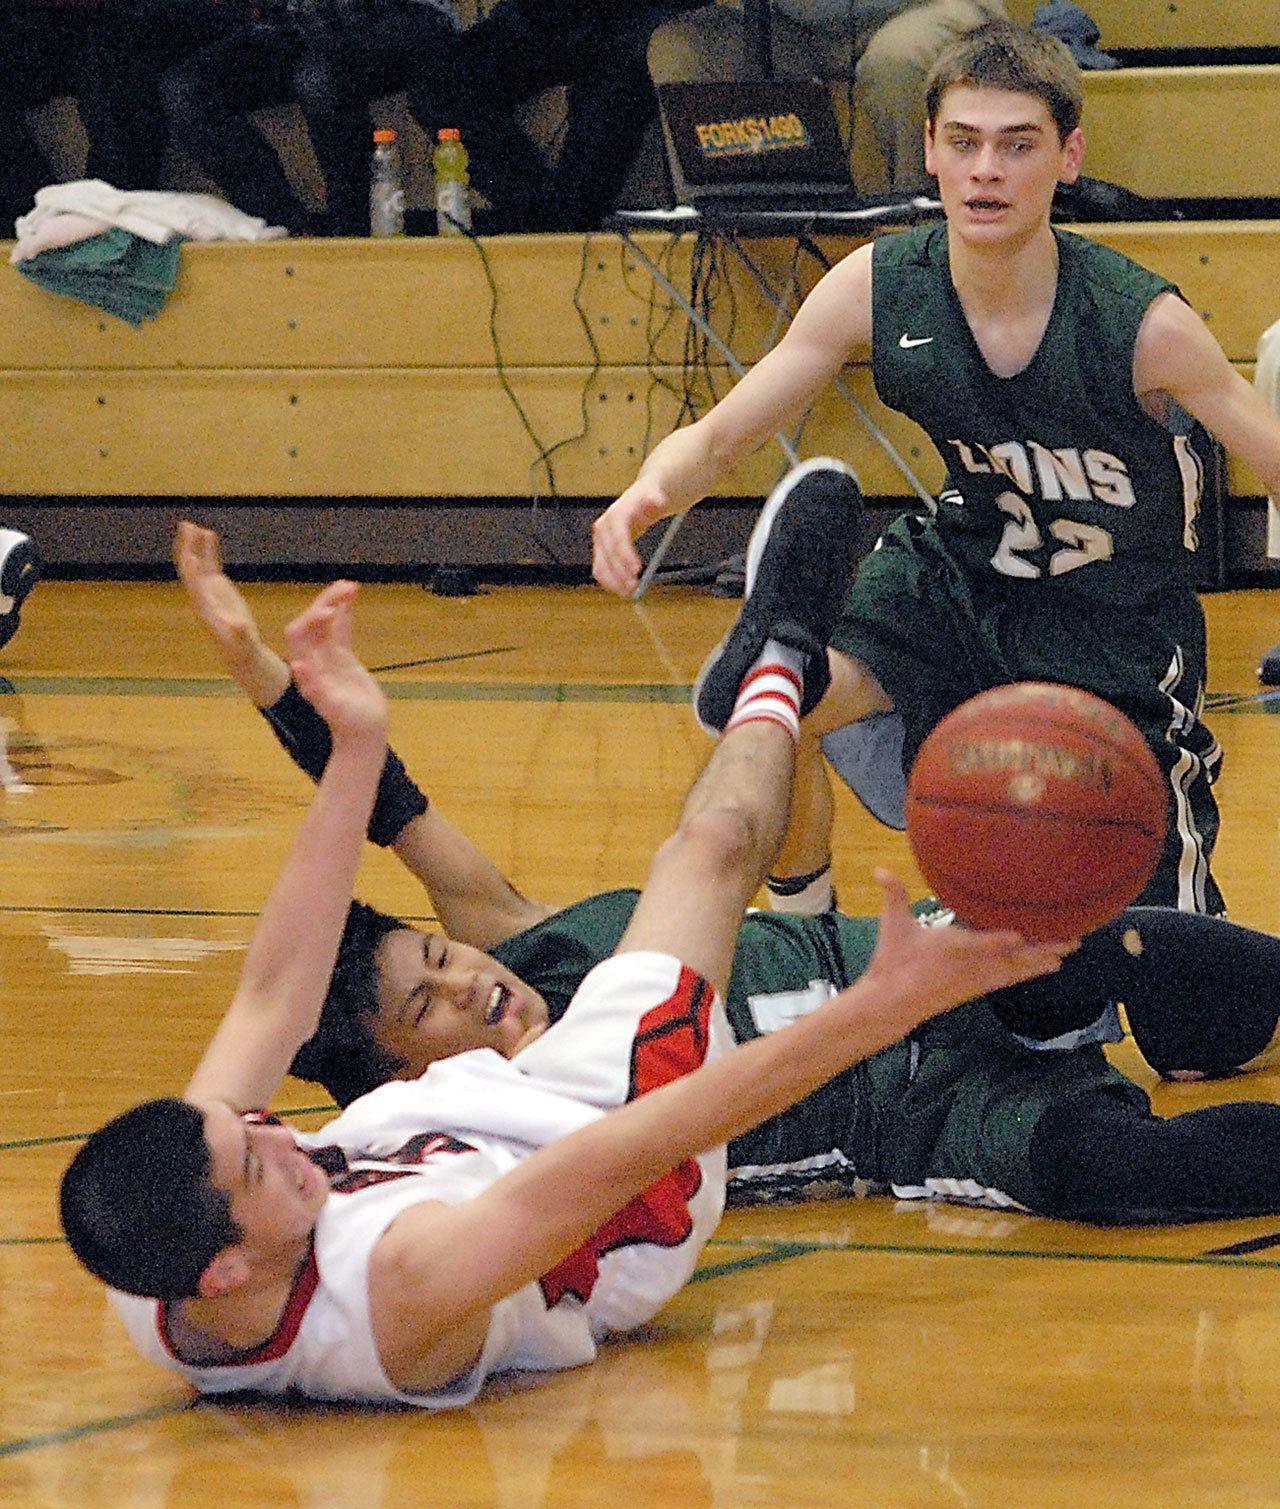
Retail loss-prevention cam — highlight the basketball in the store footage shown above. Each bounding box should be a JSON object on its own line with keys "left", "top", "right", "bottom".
{"left": 904, "top": 683, "right": 1166, "bottom": 940}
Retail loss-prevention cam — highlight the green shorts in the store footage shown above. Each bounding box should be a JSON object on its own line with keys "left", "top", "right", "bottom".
{"left": 727, "top": 999, "right": 1145, "bottom": 1215}
{"left": 827, "top": 513, "right": 1223, "bottom": 913}
{"left": 874, "top": 1002, "right": 1144, "bottom": 1212}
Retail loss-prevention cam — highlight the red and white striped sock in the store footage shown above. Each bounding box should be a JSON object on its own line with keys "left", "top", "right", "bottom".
{"left": 723, "top": 639, "right": 805, "bottom": 743}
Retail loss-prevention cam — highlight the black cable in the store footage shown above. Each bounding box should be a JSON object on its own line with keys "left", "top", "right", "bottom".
{"left": 617, "top": 231, "right": 691, "bottom": 463}
{"left": 462, "top": 223, "right": 563, "bottom": 496}
{"left": 684, "top": 230, "right": 740, "bottom": 423}
{"left": 527, "top": 230, "right": 602, "bottom": 505}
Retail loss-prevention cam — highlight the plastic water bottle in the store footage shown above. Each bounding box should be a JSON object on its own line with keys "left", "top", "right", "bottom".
{"left": 370, "top": 127, "right": 405, "bottom": 237}
{"left": 433, "top": 128, "right": 471, "bottom": 237}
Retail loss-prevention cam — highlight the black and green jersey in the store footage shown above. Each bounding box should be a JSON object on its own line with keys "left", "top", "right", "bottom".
{"left": 492, "top": 888, "right": 887, "bottom": 1042}
{"left": 492, "top": 890, "right": 908, "bottom": 1199}
{"left": 872, "top": 225, "right": 1202, "bottom": 605}
{"left": 833, "top": 225, "right": 1224, "bottom": 913}
{"left": 491, "top": 890, "right": 1125, "bottom": 1210}
{"left": 491, "top": 890, "right": 639, "bottom": 1027}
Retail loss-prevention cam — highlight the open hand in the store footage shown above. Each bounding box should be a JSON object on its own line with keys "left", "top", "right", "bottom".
{"left": 285, "top": 581, "right": 387, "bottom": 747}
{"left": 857, "top": 869, "right": 1078, "bottom": 1037}
{"left": 591, "top": 482, "right": 673, "bottom": 598}
{"left": 174, "top": 520, "right": 289, "bottom": 706}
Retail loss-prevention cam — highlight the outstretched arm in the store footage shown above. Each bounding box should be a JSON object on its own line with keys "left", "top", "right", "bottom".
{"left": 591, "top": 245, "right": 874, "bottom": 597}
{"left": 186, "top": 581, "right": 387, "bottom": 1110}
{"left": 174, "top": 521, "right": 551, "bottom": 947}
{"left": 371, "top": 871, "right": 1076, "bottom": 1390}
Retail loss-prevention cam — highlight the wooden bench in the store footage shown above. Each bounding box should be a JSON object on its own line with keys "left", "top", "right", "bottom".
{"left": 1, "top": 222, "right": 1276, "bottom": 576}
{"left": 1005, "top": 0, "right": 1276, "bottom": 53}
{"left": 1081, "top": 65, "right": 1280, "bottom": 201}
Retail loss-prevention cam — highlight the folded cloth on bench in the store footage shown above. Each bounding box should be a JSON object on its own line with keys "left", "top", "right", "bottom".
{"left": 13, "top": 227, "right": 182, "bottom": 325}
{"left": 9, "top": 181, "right": 288, "bottom": 324}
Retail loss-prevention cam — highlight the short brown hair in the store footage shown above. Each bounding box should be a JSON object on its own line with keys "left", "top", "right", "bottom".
{"left": 925, "top": 20, "right": 1084, "bottom": 142}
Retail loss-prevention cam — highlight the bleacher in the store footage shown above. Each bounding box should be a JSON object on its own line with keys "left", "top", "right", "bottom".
{"left": 3, "top": 3, "right": 1278, "bottom": 577}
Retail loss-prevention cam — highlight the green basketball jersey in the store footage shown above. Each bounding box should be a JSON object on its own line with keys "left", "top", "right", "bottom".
{"left": 872, "top": 225, "right": 1203, "bottom": 604}
{"left": 490, "top": 889, "right": 638, "bottom": 1025}
{"left": 492, "top": 890, "right": 913, "bottom": 1202}
{"left": 492, "top": 888, "right": 889, "bottom": 1033}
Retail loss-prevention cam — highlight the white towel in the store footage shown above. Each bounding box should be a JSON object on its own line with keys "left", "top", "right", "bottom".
{"left": 11, "top": 180, "right": 287, "bottom": 264}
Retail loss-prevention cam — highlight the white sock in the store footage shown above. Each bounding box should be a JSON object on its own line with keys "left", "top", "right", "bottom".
{"left": 724, "top": 639, "right": 804, "bottom": 743}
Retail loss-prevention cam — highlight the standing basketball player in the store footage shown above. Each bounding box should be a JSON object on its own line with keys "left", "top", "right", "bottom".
{"left": 592, "top": 20, "right": 1280, "bottom": 918}
{"left": 60, "top": 488, "right": 1067, "bottom": 1408}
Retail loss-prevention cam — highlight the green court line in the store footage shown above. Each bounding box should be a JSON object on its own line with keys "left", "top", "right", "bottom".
{"left": 0, "top": 1132, "right": 98, "bottom": 1151}
{"left": 698, "top": 1233, "right": 1280, "bottom": 1274}
{"left": 0, "top": 1103, "right": 336, "bottom": 1154}
{"left": 0, "top": 903, "right": 435, "bottom": 923}
{"left": 4, "top": 676, "right": 691, "bottom": 703}
{"left": 0, "top": 904, "right": 260, "bottom": 919}
{"left": 692, "top": 1241, "right": 815, "bottom": 1282}
{"left": 0, "top": 1400, "right": 192, "bottom": 1459}
{"left": 8, "top": 675, "right": 1277, "bottom": 710}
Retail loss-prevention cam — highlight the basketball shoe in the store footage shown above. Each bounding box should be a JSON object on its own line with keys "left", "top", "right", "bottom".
{"left": 0, "top": 531, "right": 40, "bottom": 651}
{"left": 692, "top": 458, "right": 862, "bottom": 733}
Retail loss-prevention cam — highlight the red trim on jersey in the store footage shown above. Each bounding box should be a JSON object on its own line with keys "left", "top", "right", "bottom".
{"left": 157, "top": 1244, "right": 320, "bottom": 1368}
{"left": 538, "top": 966, "right": 715, "bottom": 1308}
{"left": 629, "top": 965, "right": 714, "bottom": 1098}
{"left": 539, "top": 1160, "right": 703, "bottom": 1308}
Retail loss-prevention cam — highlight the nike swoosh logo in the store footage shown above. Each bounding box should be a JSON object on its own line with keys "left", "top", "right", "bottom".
{"left": 899, "top": 333, "right": 934, "bottom": 349}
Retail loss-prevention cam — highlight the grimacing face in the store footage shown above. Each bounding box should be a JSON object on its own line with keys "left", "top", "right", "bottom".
{"left": 370, "top": 927, "right": 551, "bottom": 1076}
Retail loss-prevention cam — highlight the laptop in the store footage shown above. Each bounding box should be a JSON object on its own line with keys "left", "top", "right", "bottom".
{"left": 658, "top": 79, "right": 854, "bottom": 210}
{"left": 635, "top": 79, "right": 941, "bottom": 231}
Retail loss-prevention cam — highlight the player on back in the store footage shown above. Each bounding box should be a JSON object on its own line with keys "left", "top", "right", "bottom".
{"left": 60, "top": 488, "right": 1069, "bottom": 1409}
{"left": 165, "top": 520, "right": 1280, "bottom": 1233}
{"left": 592, "top": 21, "right": 1280, "bottom": 919}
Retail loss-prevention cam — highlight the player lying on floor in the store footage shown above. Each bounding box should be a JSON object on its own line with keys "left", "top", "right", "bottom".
{"left": 174, "top": 518, "right": 1280, "bottom": 1228}
{"left": 61, "top": 491, "right": 1070, "bottom": 1408}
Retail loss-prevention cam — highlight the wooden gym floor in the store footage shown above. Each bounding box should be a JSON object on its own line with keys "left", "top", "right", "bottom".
{"left": 5, "top": 569, "right": 1280, "bottom": 1507}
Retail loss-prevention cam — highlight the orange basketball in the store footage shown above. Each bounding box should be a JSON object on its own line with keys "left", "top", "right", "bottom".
{"left": 904, "top": 682, "right": 1166, "bottom": 940}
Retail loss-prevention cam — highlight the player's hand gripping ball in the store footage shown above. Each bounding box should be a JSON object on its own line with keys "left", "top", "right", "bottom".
{"left": 905, "top": 682, "right": 1165, "bottom": 940}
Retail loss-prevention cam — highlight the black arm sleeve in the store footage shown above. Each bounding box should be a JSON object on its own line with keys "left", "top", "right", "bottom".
{"left": 259, "top": 681, "right": 427, "bottom": 847}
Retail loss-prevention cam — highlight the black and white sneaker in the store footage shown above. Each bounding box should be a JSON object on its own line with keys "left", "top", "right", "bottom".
{"left": 0, "top": 530, "right": 41, "bottom": 651}
{"left": 692, "top": 458, "right": 862, "bottom": 733}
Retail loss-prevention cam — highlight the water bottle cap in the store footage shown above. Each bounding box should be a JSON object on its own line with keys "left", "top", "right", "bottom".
{"left": 438, "top": 128, "right": 462, "bottom": 141}
{"left": 373, "top": 128, "right": 397, "bottom": 144}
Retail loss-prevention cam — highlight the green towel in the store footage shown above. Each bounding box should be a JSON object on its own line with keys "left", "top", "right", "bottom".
{"left": 15, "top": 228, "right": 183, "bottom": 326}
